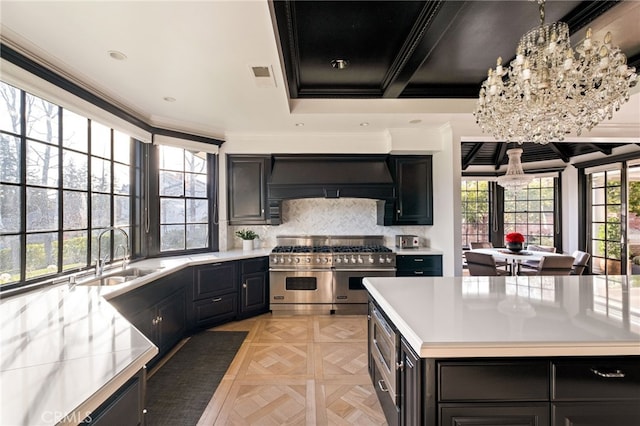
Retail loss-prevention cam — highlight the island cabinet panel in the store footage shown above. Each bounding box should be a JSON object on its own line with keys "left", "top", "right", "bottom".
{"left": 238, "top": 257, "right": 269, "bottom": 319}
{"left": 399, "top": 337, "right": 425, "bottom": 426}
{"left": 396, "top": 254, "right": 442, "bottom": 277}
{"left": 439, "top": 403, "right": 549, "bottom": 426}
{"left": 439, "top": 361, "right": 549, "bottom": 401}
{"left": 551, "top": 359, "right": 640, "bottom": 401}
{"left": 189, "top": 261, "right": 238, "bottom": 329}
{"left": 552, "top": 401, "right": 640, "bottom": 426}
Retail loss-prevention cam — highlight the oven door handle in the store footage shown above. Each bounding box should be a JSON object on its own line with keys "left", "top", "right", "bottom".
{"left": 269, "top": 268, "right": 333, "bottom": 273}
{"left": 333, "top": 268, "right": 397, "bottom": 272}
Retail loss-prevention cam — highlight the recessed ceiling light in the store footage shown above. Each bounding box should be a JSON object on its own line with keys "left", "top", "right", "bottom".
{"left": 163, "top": 97, "right": 176, "bottom": 102}
{"left": 295, "top": 123, "right": 305, "bottom": 127}
{"left": 330, "top": 59, "right": 349, "bottom": 70}
{"left": 360, "top": 122, "right": 369, "bottom": 127}
{"left": 409, "top": 119, "right": 422, "bottom": 124}
{"left": 108, "top": 50, "right": 127, "bottom": 61}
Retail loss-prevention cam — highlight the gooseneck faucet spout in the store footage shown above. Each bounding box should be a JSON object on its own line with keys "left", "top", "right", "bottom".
{"left": 96, "top": 227, "right": 130, "bottom": 276}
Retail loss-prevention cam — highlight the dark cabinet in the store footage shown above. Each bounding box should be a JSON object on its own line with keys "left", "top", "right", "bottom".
{"left": 552, "top": 402, "right": 640, "bottom": 426}
{"left": 396, "top": 254, "right": 442, "bottom": 277}
{"left": 109, "top": 271, "right": 188, "bottom": 368}
{"left": 238, "top": 257, "right": 269, "bottom": 319}
{"left": 190, "top": 262, "right": 238, "bottom": 329}
{"left": 227, "top": 155, "right": 270, "bottom": 225}
{"left": 378, "top": 156, "right": 433, "bottom": 225}
{"left": 440, "top": 404, "right": 549, "bottom": 426}
{"left": 128, "top": 288, "right": 186, "bottom": 367}
{"left": 81, "top": 369, "right": 145, "bottom": 426}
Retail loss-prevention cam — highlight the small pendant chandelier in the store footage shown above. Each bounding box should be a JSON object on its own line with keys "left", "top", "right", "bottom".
{"left": 474, "top": 0, "right": 637, "bottom": 145}
{"left": 497, "top": 148, "right": 533, "bottom": 190}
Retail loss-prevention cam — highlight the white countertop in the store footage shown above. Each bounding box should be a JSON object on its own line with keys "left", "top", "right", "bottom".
{"left": 0, "top": 248, "right": 270, "bottom": 425}
{"left": 364, "top": 275, "right": 640, "bottom": 358}
{"left": 0, "top": 285, "right": 157, "bottom": 426}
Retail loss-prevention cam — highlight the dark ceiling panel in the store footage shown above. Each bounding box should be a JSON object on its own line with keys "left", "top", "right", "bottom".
{"left": 272, "top": 0, "right": 633, "bottom": 99}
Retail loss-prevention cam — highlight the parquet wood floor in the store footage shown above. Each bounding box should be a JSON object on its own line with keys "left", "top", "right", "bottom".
{"left": 195, "top": 314, "right": 387, "bottom": 425}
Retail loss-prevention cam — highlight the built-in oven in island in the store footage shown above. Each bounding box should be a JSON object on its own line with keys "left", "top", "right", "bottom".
{"left": 368, "top": 300, "right": 400, "bottom": 426}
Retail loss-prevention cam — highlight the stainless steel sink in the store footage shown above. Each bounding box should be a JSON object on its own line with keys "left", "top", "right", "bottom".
{"left": 80, "top": 266, "right": 163, "bottom": 286}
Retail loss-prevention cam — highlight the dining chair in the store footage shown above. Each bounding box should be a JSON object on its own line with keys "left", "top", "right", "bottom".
{"left": 469, "top": 242, "right": 510, "bottom": 272}
{"left": 570, "top": 250, "right": 591, "bottom": 275}
{"left": 520, "top": 244, "right": 558, "bottom": 271}
{"left": 519, "top": 255, "right": 575, "bottom": 276}
{"left": 465, "top": 252, "right": 510, "bottom": 276}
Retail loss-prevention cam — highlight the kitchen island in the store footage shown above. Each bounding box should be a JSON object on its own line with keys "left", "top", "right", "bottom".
{"left": 364, "top": 275, "right": 640, "bottom": 426}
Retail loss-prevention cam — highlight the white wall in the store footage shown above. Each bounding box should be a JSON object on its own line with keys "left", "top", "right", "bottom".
{"left": 562, "top": 166, "right": 580, "bottom": 255}
{"left": 220, "top": 126, "right": 460, "bottom": 276}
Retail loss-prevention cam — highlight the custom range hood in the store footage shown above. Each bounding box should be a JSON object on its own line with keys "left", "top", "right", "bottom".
{"left": 268, "top": 155, "right": 395, "bottom": 201}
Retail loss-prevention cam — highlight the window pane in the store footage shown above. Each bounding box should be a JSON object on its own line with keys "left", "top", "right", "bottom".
{"left": 113, "top": 131, "right": 130, "bottom": 164}
{"left": 91, "top": 121, "right": 111, "bottom": 159}
{"left": 160, "top": 198, "right": 185, "bottom": 224}
{"left": 62, "top": 230, "right": 87, "bottom": 271}
{"left": 161, "top": 224, "right": 185, "bottom": 251}
{"left": 26, "top": 232, "right": 58, "bottom": 279}
{"left": 592, "top": 187, "right": 605, "bottom": 204}
{"left": 63, "top": 149, "right": 88, "bottom": 190}
{"left": 607, "top": 186, "right": 621, "bottom": 204}
{"left": 185, "top": 173, "right": 207, "bottom": 197}
{"left": 62, "top": 110, "right": 88, "bottom": 152}
{"left": 114, "top": 195, "right": 130, "bottom": 227}
{"left": 0, "top": 235, "right": 20, "bottom": 284}
{"left": 113, "top": 163, "right": 130, "bottom": 195}
{"left": 91, "top": 157, "right": 111, "bottom": 192}
{"left": 186, "top": 224, "right": 208, "bottom": 249}
{"left": 159, "top": 170, "right": 184, "bottom": 196}
{"left": 185, "top": 151, "right": 206, "bottom": 173}
{"left": 0, "top": 82, "right": 21, "bottom": 133}
{"left": 159, "top": 146, "right": 184, "bottom": 171}
{"left": 26, "top": 187, "right": 58, "bottom": 231}
{"left": 63, "top": 191, "right": 88, "bottom": 230}
{"left": 528, "top": 200, "right": 541, "bottom": 212}
{"left": 0, "top": 134, "right": 21, "bottom": 183}
{"left": 592, "top": 205, "right": 605, "bottom": 222}
{"left": 26, "top": 94, "right": 58, "bottom": 143}
{"left": 186, "top": 199, "right": 208, "bottom": 223}
{"left": 0, "top": 184, "right": 21, "bottom": 232}
{"left": 91, "top": 193, "right": 111, "bottom": 228}
{"left": 26, "top": 140, "right": 59, "bottom": 187}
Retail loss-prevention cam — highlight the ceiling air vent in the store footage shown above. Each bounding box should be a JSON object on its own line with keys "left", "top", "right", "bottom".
{"left": 250, "top": 65, "right": 276, "bottom": 88}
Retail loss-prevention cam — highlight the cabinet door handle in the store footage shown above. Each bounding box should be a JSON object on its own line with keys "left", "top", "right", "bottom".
{"left": 242, "top": 283, "right": 247, "bottom": 288}
{"left": 413, "top": 259, "right": 424, "bottom": 262}
{"left": 590, "top": 368, "right": 625, "bottom": 378}
{"left": 414, "top": 271, "right": 424, "bottom": 275}
{"left": 212, "top": 297, "right": 223, "bottom": 302}
{"left": 158, "top": 316, "right": 163, "bottom": 322}
{"left": 152, "top": 318, "right": 158, "bottom": 326}
{"left": 377, "top": 380, "right": 388, "bottom": 392}
{"left": 397, "top": 360, "right": 404, "bottom": 371}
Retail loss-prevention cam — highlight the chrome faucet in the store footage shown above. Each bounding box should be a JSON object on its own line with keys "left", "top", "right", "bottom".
{"left": 96, "top": 227, "right": 130, "bottom": 276}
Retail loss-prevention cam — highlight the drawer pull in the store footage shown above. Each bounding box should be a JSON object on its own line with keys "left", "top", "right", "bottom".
{"left": 413, "top": 258, "right": 424, "bottom": 262}
{"left": 414, "top": 271, "right": 424, "bottom": 275}
{"left": 590, "top": 368, "right": 625, "bottom": 378}
{"left": 378, "top": 379, "right": 389, "bottom": 392}
{"left": 212, "top": 297, "right": 223, "bottom": 302}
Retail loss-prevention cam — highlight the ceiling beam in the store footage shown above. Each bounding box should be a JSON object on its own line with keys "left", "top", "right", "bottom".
{"left": 493, "top": 143, "right": 508, "bottom": 170}
{"left": 547, "top": 143, "right": 571, "bottom": 163}
{"left": 462, "top": 143, "right": 483, "bottom": 170}
{"left": 382, "top": 0, "right": 467, "bottom": 98}
{"left": 588, "top": 144, "right": 613, "bottom": 156}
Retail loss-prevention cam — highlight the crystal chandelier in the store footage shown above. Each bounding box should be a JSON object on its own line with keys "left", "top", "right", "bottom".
{"left": 497, "top": 148, "right": 533, "bottom": 190}
{"left": 474, "top": 0, "right": 637, "bottom": 145}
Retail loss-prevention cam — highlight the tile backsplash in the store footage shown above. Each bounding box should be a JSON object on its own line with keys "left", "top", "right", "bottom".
{"left": 228, "top": 198, "right": 431, "bottom": 249}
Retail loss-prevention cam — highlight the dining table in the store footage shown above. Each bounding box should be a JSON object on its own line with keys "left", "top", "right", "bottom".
{"left": 469, "top": 248, "right": 570, "bottom": 275}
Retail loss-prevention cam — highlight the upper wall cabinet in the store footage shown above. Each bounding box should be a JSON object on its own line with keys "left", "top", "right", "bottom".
{"left": 377, "top": 156, "right": 433, "bottom": 226}
{"left": 227, "top": 155, "right": 271, "bottom": 225}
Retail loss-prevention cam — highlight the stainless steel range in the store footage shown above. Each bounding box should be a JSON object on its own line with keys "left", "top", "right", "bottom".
{"left": 269, "top": 235, "right": 396, "bottom": 314}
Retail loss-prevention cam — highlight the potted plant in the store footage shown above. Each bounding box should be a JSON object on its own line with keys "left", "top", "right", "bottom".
{"left": 235, "top": 229, "right": 258, "bottom": 251}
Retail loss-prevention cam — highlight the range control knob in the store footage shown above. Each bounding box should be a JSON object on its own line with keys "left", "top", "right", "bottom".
{"left": 272, "top": 257, "right": 278, "bottom": 264}
{"left": 335, "top": 257, "right": 342, "bottom": 264}
{"left": 385, "top": 256, "right": 393, "bottom": 263}
{"left": 368, "top": 256, "right": 374, "bottom": 264}
{"left": 357, "top": 256, "right": 363, "bottom": 264}
{"left": 294, "top": 258, "right": 300, "bottom": 263}
{"left": 305, "top": 258, "right": 311, "bottom": 263}
{"left": 379, "top": 256, "right": 385, "bottom": 263}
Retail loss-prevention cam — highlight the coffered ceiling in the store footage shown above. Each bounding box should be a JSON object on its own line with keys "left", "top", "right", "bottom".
{"left": 1, "top": 0, "right": 639, "bottom": 169}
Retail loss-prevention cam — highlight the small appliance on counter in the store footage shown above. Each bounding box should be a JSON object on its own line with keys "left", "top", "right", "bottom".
{"left": 395, "top": 235, "right": 419, "bottom": 249}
